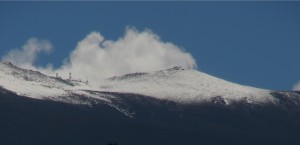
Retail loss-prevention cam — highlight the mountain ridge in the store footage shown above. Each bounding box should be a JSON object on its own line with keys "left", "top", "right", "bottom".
{"left": 0, "top": 62, "right": 274, "bottom": 104}
{"left": 1, "top": 62, "right": 300, "bottom": 145}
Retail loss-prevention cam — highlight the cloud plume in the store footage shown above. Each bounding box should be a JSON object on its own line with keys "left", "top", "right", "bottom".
{"left": 293, "top": 82, "right": 300, "bottom": 91}
{"left": 1, "top": 38, "right": 52, "bottom": 69}
{"left": 1, "top": 28, "right": 197, "bottom": 81}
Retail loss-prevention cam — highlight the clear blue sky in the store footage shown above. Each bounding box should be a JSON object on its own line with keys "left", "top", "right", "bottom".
{"left": 1, "top": 2, "right": 300, "bottom": 90}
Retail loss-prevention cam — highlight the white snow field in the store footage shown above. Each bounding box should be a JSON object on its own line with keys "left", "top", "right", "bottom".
{"left": 100, "top": 67, "right": 273, "bottom": 104}
{"left": 0, "top": 62, "right": 274, "bottom": 105}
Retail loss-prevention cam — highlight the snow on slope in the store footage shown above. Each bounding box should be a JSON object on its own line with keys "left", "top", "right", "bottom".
{"left": 0, "top": 62, "right": 274, "bottom": 105}
{"left": 0, "top": 62, "right": 70, "bottom": 99}
{"left": 100, "top": 67, "right": 274, "bottom": 104}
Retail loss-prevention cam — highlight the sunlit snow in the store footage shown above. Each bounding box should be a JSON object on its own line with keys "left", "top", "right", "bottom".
{"left": 0, "top": 62, "right": 274, "bottom": 105}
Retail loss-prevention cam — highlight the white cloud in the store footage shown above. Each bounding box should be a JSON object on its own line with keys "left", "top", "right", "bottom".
{"left": 293, "top": 81, "right": 300, "bottom": 91}
{"left": 2, "top": 28, "right": 197, "bottom": 81}
{"left": 1, "top": 38, "right": 52, "bottom": 69}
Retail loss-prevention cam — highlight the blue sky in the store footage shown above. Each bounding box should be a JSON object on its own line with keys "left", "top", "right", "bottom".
{"left": 0, "top": 2, "right": 300, "bottom": 90}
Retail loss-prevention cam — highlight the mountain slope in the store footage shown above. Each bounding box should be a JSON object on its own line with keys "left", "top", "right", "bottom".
{"left": 1, "top": 87, "right": 300, "bottom": 145}
{"left": 0, "top": 62, "right": 273, "bottom": 104}
{"left": 0, "top": 62, "right": 71, "bottom": 99}
{"left": 101, "top": 66, "right": 273, "bottom": 104}
{"left": 1, "top": 62, "right": 300, "bottom": 145}
{"left": 1, "top": 61, "right": 299, "bottom": 116}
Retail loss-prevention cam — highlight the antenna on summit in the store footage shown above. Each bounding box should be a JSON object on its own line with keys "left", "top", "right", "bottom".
{"left": 69, "top": 72, "right": 72, "bottom": 80}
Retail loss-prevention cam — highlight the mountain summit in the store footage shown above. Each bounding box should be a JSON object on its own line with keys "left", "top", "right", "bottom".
{"left": 103, "top": 66, "right": 273, "bottom": 104}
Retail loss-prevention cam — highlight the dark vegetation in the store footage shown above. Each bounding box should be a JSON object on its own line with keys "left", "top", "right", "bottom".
{"left": 1, "top": 88, "right": 300, "bottom": 145}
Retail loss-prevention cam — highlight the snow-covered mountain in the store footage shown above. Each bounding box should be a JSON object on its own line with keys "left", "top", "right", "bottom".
{"left": 2, "top": 61, "right": 300, "bottom": 116}
{"left": 0, "top": 61, "right": 274, "bottom": 104}
{"left": 102, "top": 66, "right": 273, "bottom": 104}
{"left": 1, "top": 61, "right": 300, "bottom": 145}
{"left": 0, "top": 62, "right": 72, "bottom": 98}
